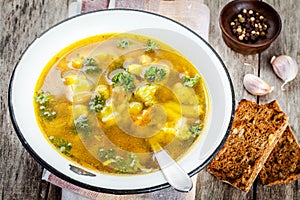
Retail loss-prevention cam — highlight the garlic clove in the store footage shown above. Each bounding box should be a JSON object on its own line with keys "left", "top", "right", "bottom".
{"left": 270, "top": 55, "right": 298, "bottom": 90}
{"left": 243, "top": 74, "right": 274, "bottom": 96}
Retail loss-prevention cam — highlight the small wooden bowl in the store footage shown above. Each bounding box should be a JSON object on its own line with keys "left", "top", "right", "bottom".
{"left": 219, "top": 0, "right": 282, "bottom": 54}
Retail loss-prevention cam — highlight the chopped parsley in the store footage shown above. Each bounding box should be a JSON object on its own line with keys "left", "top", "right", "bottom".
{"left": 183, "top": 75, "right": 200, "bottom": 87}
{"left": 82, "top": 57, "right": 102, "bottom": 74}
{"left": 144, "top": 66, "right": 167, "bottom": 82}
{"left": 74, "top": 115, "right": 91, "bottom": 135}
{"left": 188, "top": 122, "right": 203, "bottom": 138}
{"left": 35, "top": 90, "right": 57, "bottom": 121}
{"left": 98, "top": 147, "right": 141, "bottom": 173}
{"left": 49, "top": 136, "right": 72, "bottom": 154}
{"left": 83, "top": 57, "right": 97, "bottom": 66}
{"left": 145, "top": 40, "right": 159, "bottom": 52}
{"left": 112, "top": 72, "right": 135, "bottom": 92}
{"left": 117, "top": 39, "right": 130, "bottom": 49}
{"left": 35, "top": 91, "right": 51, "bottom": 104}
{"left": 89, "top": 94, "right": 105, "bottom": 112}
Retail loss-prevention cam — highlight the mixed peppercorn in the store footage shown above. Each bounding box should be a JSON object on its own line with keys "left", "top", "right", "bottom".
{"left": 230, "top": 9, "right": 269, "bottom": 43}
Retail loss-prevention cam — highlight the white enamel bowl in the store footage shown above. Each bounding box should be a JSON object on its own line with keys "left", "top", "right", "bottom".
{"left": 9, "top": 9, "right": 235, "bottom": 194}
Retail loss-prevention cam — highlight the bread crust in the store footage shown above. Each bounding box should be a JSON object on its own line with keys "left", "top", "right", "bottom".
{"left": 259, "top": 125, "right": 300, "bottom": 186}
{"left": 207, "top": 100, "right": 289, "bottom": 192}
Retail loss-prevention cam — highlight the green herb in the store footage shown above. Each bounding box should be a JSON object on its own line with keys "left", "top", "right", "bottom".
{"left": 74, "top": 115, "right": 91, "bottom": 134}
{"left": 82, "top": 57, "right": 102, "bottom": 74}
{"left": 35, "top": 91, "right": 51, "bottom": 104}
{"left": 40, "top": 110, "right": 57, "bottom": 121}
{"left": 84, "top": 65, "right": 102, "bottom": 74}
{"left": 112, "top": 72, "right": 135, "bottom": 92}
{"left": 98, "top": 148, "right": 142, "bottom": 173}
{"left": 188, "top": 122, "right": 203, "bottom": 138}
{"left": 183, "top": 75, "right": 200, "bottom": 87}
{"left": 49, "top": 136, "right": 72, "bottom": 154}
{"left": 89, "top": 94, "right": 106, "bottom": 112}
{"left": 83, "top": 57, "right": 98, "bottom": 66}
{"left": 35, "top": 90, "right": 57, "bottom": 121}
{"left": 98, "top": 147, "right": 116, "bottom": 160}
{"left": 117, "top": 39, "right": 130, "bottom": 49}
{"left": 145, "top": 40, "right": 159, "bottom": 52}
{"left": 144, "top": 66, "right": 167, "bottom": 82}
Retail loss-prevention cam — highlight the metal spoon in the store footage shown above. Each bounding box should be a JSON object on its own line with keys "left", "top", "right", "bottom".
{"left": 151, "top": 142, "right": 193, "bottom": 192}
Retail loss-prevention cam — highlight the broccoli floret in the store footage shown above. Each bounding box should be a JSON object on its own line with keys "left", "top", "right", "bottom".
{"left": 144, "top": 66, "right": 167, "bottom": 83}
{"left": 183, "top": 75, "right": 200, "bottom": 87}
{"left": 112, "top": 72, "right": 135, "bottom": 92}
{"left": 117, "top": 39, "right": 130, "bottom": 48}
{"left": 145, "top": 40, "right": 159, "bottom": 52}
{"left": 49, "top": 136, "right": 72, "bottom": 154}
{"left": 89, "top": 94, "right": 105, "bottom": 112}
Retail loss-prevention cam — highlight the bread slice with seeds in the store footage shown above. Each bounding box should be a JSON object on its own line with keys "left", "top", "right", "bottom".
{"left": 258, "top": 100, "right": 300, "bottom": 185}
{"left": 207, "top": 99, "right": 289, "bottom": 192}
{"left": 259, "top": 125, "right": 300, "bottom": 186}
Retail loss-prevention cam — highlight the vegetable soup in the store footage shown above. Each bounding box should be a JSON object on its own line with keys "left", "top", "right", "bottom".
{"left": 34, "top": 33, "right": 209, "bottom": 174}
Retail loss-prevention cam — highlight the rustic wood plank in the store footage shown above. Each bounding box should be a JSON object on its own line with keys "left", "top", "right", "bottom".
{"left": 0, "top": 0, "right": 67, "bottom": 199}
{"left": 47, "top": 183, "right": 62, "bottom": 200}
{"left": 257, "top": 0, "right": 300, "bottom": 199}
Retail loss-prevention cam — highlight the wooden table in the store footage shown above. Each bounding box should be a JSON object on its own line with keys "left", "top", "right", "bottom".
{"left": 0, "top": 0, "right": 299, "bottom": 199}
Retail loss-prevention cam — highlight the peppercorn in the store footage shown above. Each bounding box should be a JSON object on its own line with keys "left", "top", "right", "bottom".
{"left": 230, "top": 8, "right": 269, "bottom": 43}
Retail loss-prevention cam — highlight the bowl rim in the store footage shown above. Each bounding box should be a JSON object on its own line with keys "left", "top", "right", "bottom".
{"left": 219, "top": 0, "right": 282, "bottom": 48}
{"left": 8, "top": 8, "right": 235, "bottom": 194}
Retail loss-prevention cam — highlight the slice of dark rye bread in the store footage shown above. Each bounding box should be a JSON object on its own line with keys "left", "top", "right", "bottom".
{"left": 259, "top": 101, "right": 300, "bottom": 186}
{"left": 207, "top": 99, "right": 289, "bottom": 192}
{"left": 259, "top": 125, "right": 300, "bottom": 186}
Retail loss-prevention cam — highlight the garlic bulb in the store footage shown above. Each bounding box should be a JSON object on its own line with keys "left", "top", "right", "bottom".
{"left": 270, "top": 55, "right": 298, "bottom": 90}
{"left": 243, "top": 74, "right": 274, "bottom": 96}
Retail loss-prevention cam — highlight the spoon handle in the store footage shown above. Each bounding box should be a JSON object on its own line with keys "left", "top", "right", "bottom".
{"left": 154, "top": 149, "right": 193, "bottom": 192}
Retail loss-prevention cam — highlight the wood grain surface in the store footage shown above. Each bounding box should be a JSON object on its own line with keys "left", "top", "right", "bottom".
{"left": 0, "top": 0, "right": 299, "bottom": 199}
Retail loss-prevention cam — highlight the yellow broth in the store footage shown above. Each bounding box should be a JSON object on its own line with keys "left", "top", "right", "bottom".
{"left": 34, "top": 33, "right": 209, "bottom": 174}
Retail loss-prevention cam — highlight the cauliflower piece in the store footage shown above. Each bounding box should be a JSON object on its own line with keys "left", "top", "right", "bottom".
{"left": 95, "top": 84, "right": 110, "bottom": 99}
{"left": 135, "top": 85, "right": 157, "bottom": 106}
{"left": 174, "top": 117, "right": 190, "bottom": 140}
{"left": 139, "top": 54, "right": 152, "bottom": 65}
{"left": 150, "top": 128, "right": 175, "bottom": 147}
{"left": 127, "top": 64, "right": 143, "bottom": 76}
{"left": 129, "top": 102, "right": 143, "bottom": 116}
{"left": 160, "top": 118, "right": 191, "bottom": 140}
{"left": 63, "top": 74, "right": 78, "bottom": 85}
{"left": 100, "top": 99, "right": 116, "bottom": 126}
{"left": 173, "top": 82, "right": 198, "bottom": 105}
